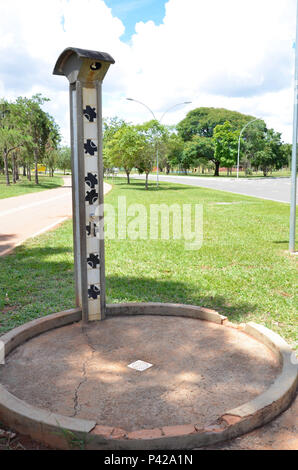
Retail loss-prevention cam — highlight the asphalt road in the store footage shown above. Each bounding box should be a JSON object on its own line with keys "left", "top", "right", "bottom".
{"left": 131, "top": 174, "right": 297, "bottom": 204}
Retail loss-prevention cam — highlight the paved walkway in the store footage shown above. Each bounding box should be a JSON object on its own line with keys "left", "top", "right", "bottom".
{"left": 0, "top": 178, "right": 111, "bottom": 256}
{"left": 131, "top": 174, "right": 297, "bottom": 204}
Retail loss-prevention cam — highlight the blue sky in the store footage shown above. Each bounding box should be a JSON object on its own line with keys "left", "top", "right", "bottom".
{"left": 0, "top": 0, "right": 296, "bottom": 144}
{"left": 105, "top": 0, "right": 166, "bottom": 41}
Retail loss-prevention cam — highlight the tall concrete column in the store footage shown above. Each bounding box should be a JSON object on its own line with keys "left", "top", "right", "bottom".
{"left": 53, "top": 48, "right": 115, "bottom": 321}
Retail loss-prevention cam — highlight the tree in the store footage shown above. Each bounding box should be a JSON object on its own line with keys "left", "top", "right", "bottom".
{"left": 19, "top": 145, "right": 34, "bottom": 181}
{"left": 136, "top": 120, "right": 169, "bottom": 188}
{"left": 104, "top": 124, "right": 145, "bottom": 184}
{"left": 281, "top": 143, "right": 292, "bottom": 169}
{"left": 44, "top": 148, "right": 58, "bottom": 177}
{"left": 103, "top": 117, "right": 127, "bottom": 172}
{"left": 44, "top": 119, "right": 61, "bottom": 176}
{"left": 181, "top": 135, "right": 216, "bottom": 174}
{"left": 163, "top": 133, "right": 185, "bottom": 173}
{"left": 213, "top": 121, "right": 239, "bottom": 174}
{"left": 16, "top": 94, "right": 59, "bottom": 184}
{"left": 57, "top": 146, "right": 71, "bottom": 174}
{"left": 251, "top": 129, "right": 287, "bottom": 176}
{"left": 0, "top": 99, "right": 31, "bottom": 185}
{"left": 177, "top": 107, "right": 258, "bottom": 176}
{"left": 177, "top": 107, "right": 255, "bottom": 141}
{"left": 239, "top": 120, "right": 267, "bottom": 173}
{"left": 134, "top": 136, "right": 154, "bottom": 190}
{"left": 103, "top": 116, "right": 126, "bottom": 143}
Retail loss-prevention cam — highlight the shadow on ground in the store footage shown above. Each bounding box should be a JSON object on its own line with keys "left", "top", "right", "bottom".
{"left": 105, "top": 180, "right": 191, "bottom": 192}
{"left": 0, "top": 241, "right": 258, "bottom": 330}
{"left": 0, "top": 234, "right": 16, "bottom": 256}
{"left": 106, "top": 275, "right": 258, "bottom": 322}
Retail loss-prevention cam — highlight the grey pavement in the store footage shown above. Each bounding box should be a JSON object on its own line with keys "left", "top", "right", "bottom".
{"left": 131, "top": 174, "right": 297, "bottom": 204}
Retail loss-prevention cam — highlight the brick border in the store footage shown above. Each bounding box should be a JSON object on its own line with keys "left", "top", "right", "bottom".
{"left": 0, "top": 304, "right": 297, "bottom": 450}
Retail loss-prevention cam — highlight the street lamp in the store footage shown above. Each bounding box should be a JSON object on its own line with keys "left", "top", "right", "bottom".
{"left": 289, "top": 0, "right": 298, "bottom": 253}
{"left": 126, "top": 98, "right": 191, "bottom": 187}
{"left": 237, "top": 118, "right": 262, "bottom": 179}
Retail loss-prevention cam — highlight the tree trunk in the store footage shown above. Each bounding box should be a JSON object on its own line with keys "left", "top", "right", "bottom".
{"left": 145, "top": 172, "right": 149, "bottom": 190}
{"left": 16, "top": 163, "right": 19, "bottom": 181}
{"left": 51, "top": 168, "right": 54, "bottom": 177}
{"left": 12, "top": 155, "right": 16, "bottom": 184}
{"left": 64, "top": 168, "right": 66, "bottom": 175}
{"left": 4, "top": 151, "right": 10, "bottom": 185}
{"left": 34, "top": 149, "right": 39, "bottom": 184}
{"left": 214, "top": 161, "right": 220, "bottom": 177}
{"left": 126, "top": 170, "right": 130, "bottom": 184}
{"left": 23, "top": 165, "right": 26, "bottom": 177}
{"left": 27, "top": 164, "right": 31, "bottom": 181}
{"left": 12, "top": 153, "right": 17, "bottom": 184}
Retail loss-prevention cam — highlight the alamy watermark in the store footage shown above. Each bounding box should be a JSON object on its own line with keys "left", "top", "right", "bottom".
{"left": 91, "top": 196, "right": 203, "bottom": 251}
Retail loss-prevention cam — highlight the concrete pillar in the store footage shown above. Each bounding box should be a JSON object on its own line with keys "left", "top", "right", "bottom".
{"left": 53, "top": 47, "right": 115, "bottom": 321}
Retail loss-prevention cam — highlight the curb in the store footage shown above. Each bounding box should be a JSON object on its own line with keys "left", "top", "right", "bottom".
{"left": 0, "top": 304, "right": 297, "bottom": 450}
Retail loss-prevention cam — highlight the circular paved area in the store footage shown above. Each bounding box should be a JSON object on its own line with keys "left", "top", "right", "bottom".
{"left": 0, "top": 316, "right": 281, "bottom": 431}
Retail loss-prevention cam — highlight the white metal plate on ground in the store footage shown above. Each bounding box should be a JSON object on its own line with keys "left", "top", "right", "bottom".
{"left": 127, "top": 360, "right": 153, "bottom": 371}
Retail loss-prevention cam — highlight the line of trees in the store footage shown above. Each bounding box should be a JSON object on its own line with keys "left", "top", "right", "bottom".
{"left": 2, "top": 99, "right": 290, "bottom": 188}
{"left": 0, "top": 94, "right": 71, "bottom": 185}
{"left": 103, "top": 108, "right": 291, "bottom": 185}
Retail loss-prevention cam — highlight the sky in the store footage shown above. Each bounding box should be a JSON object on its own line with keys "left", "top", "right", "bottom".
{"left": 0, "top": 0, "right": 297, "bottom": 145}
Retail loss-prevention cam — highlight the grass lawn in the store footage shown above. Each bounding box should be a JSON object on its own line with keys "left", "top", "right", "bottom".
{"left": 164, "top": 169, "right": 292, "bottom": 178}
{"left": 0, "top": 178, "right": 297, "bottom": 349}
{"left": 116, "top": 169, "right": 292, "bottom": 179}
{"left": 0, "top": 174, "right": 64, "bottom": 199}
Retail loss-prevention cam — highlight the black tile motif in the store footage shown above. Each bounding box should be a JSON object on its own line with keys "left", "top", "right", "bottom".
{"left": 85, "top": 172, "right": 98, "bottom": 189}
{"left": 83, "top": 105, "right": 97, "bottom": 122}
{"left": 84, "top": 139, "right": 97, "bottom": 156}
{"left": 86, "top": 222, "right": 98, "bottom": 237}
{"left": 85, "top": 189, "right": 98, "bottom": 205}
{"left": 88, "top": 284, "right": 100, "bottom": 299}
{"left": 87, "top": 253, "right": 100, "bottom": 269}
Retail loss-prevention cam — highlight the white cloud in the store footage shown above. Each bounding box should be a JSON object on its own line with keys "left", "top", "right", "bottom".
{"left": 0, "top": 0, "right": 296, "bottom": 143}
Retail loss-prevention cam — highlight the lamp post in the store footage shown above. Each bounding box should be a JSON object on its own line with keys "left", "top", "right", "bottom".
{"left": 126, "top": 98, "right": 191, "bottom": 186}
{"left": 289, "top": 0, "right": 298, "bottom": 253}
{"left": 237, "top": 118, "right": 261, "bottom": 179}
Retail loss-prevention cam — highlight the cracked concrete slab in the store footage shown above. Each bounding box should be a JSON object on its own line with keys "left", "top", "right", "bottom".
{"left": 0, "top": 316, "right": 281, "bottom": 432}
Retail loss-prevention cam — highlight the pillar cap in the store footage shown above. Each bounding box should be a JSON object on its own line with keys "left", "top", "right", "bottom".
{"left": 53, "top": 47, "right": 115, "bottom": 83}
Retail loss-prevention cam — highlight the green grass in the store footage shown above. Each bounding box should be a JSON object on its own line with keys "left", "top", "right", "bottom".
{"left": 0, "top": 178, "right": 297, "bottom": 349}
{"left": 0, "top": 174, "right": 64, "bottom": 199}
{"left": 166, "top": 169, "right": 292, "bottom": 178}
{"left": 116, "top": 168, "right": 292, "bottom": 179}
